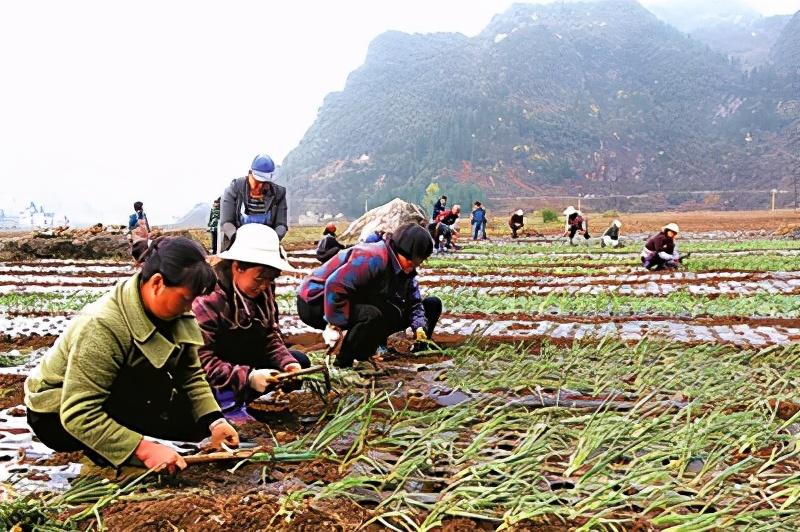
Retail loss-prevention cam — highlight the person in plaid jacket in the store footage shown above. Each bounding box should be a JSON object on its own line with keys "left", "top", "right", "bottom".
{"left": 296, "top": 223, "right": 442, "bottom": 367}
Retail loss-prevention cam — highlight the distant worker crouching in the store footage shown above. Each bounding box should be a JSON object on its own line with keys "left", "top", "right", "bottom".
{"left": 641, "top": 223, "right": 691, "bottom": 270}
{"left": 316, "top": 222, "right": 347, "bottom": 263}
{"left": 563, "top": 206, "right": 590, "bottom": 245}
{"left": 430, "top": 204, "right": 461, "bottom": 252}
{"left": 219, "top": 154, "right": 288, "bottom": 253}
{"left": 601, "top": 219, "right": 623, "bottom": 248}
{"left": 509, "top": 209, "right": 524, "bottom": 239}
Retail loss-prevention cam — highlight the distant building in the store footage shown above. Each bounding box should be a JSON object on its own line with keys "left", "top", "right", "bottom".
{"left": 0, "top": 201, "right": 56, "bottom": 229}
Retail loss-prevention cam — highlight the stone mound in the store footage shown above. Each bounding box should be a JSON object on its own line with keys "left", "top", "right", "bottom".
{"left": 340, "top": 198, "right": 426, "bottom": 242}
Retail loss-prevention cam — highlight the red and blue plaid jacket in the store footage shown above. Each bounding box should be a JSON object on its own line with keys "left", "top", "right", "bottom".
{"left": 297, "top": 240, "right": 427, "bottom": 331}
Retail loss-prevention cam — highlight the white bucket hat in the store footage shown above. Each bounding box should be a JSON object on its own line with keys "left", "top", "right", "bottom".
{"left": 515, "top": 209, "right": 524, "bottom": 216}
{"left": 563, "top": 206, "right": 577, "bottom": 216}
{"left": 218, "top": 224, "right": 296, "bottom": 272}
{"left": 663, "top": 223, "right": 680, "bottom": 233}
{"left": 612, "top": 219, "right": 622, "bottom": 228}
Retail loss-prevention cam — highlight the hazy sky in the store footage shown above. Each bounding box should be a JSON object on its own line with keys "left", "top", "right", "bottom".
{"left": 1, "top": 0, "right": 798, "bottom": 224}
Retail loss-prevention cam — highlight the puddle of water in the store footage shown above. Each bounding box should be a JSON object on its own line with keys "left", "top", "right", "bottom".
{"left": 429, "top": 387, "right": 472, "bottom": 406}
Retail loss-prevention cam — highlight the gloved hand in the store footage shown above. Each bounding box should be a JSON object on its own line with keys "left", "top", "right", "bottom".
{"left": 323, "top": 324, "right": 341, "bottom": 348}
{"left": 415, "top": 327, "right": 428, "bottom": 342}
{"left": 209, "top": 419, "right": 239, "bottom": 450}
{"left": 134, "top": 439, "right": 187, "bottom": 473}
{"left": 248, "top": 368, "right": 280, "bottom": 393}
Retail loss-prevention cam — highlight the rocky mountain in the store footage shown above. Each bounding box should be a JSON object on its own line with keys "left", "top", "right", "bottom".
{"left": 689, "top": 15, "right": 791, "bottom": 71}
{"left": 277, "top": 1, "right": 800, "bottom": 216}
{"left": 644, "top": 0, "right": 760, "bottom": 33}
{"left": 771, "top": 11, "right": 800, "bottom": 77}
{"left": 170, "top": 202, "right": 212, "bottom": 229}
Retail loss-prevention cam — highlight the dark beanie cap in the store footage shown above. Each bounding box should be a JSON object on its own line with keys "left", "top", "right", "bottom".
{"left": 391, "top": 223, "right": 434, "bottom": 261}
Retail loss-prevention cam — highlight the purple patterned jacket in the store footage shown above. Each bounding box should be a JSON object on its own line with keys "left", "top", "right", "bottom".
{"left": 193, "top": 267, "right": 296, "bottom": 409}
{"left": 297, "top": 241, "right": 427, "bottom": 331}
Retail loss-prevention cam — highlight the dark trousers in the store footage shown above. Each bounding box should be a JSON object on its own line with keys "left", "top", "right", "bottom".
{"left": 27, "top": 392, "right": 210, "bottom": 467}
{"left": 510, "top": 224, "right": 522, "bottom": 238}
{"left": 642, "top": 255, "right": 678, "bottom": 271}
{"left": 568, "top": 226, "right": 591, "bottom": 239}
{"left": 472, "top": 222, "right": 487, "bottom": 240}
{"left": 210, "top": 230, "right": 218, "bottom": 254}
{"left": 297, "top": 295, "right": 442, "bottom": 366}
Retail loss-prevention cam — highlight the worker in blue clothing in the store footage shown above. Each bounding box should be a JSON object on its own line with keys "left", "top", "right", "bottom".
{"left": 128, "top": 201, "right": 150, "bottom": 233}
{"left": 470, "top": 201, "right": 487, "bottom": 240}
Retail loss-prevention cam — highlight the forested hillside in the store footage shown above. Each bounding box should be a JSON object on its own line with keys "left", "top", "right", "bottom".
{"left": 277, "top": 1, "right": 800, "bottom": 216}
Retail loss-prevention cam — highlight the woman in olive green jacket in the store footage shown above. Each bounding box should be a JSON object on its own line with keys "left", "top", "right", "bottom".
{"left": 25, "top": 237, "right": 239, "bottom": 472}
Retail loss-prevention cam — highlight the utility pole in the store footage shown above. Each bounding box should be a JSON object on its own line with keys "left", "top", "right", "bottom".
{"left": 771, "top": 189, "right": 778, "bottom": 211}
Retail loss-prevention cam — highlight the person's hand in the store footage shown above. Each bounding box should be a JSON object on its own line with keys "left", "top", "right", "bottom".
{"left": 415, "top": 327, "right": 428, "bottom": 342}
{"left": 283, "top": 362, "right": 302, "bottom": 373}
{"left": 209, "top": 419, "right": 239, "bottom": 450}
{"left": 248, "top": 368, "right": 280, "bottom": 392}
{"left": 135, "top": 439, "right": 187, "bottom": 473}
{"left": 323, "top": 324, "right": 341, "bottom": 348}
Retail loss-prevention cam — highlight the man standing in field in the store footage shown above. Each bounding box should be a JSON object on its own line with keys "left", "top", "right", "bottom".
{"left": 470, "top": 202, "right": 487, "bottom": 240}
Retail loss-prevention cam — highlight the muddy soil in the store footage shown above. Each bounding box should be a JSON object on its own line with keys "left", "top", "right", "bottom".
{"left": 95, "top": 490, "right": 374, "bottom": 531}
{"left": 0, "top": 373, "right": 26, "bottom": 410}
{"left": 0, "top": 335, "right": 57, "bottom": 352}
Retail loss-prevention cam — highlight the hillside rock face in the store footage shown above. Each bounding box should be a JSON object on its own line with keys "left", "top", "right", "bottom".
{"left": 277, "top": 0, "right": 800, "bottom": 216}
{"left": 771, "top": 12, "right": 800, "bottom": 77}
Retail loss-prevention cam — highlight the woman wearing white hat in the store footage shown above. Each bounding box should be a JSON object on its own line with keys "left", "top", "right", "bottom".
{"left": 641, "top": 223, "right": 690, "bottom": 270}
{"left": 508, "top": 209, "right": 524, "bottom": 239}
{"left": 563, "top": 206, "right": 590, "bottom": 244}
{"left": 601, "top": 219, "right": 623, "bottom": 248}
{"left": 192, "top": 224, "right": 310, "bottom": 411}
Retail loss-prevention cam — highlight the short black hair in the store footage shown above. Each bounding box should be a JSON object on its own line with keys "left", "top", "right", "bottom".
{"left": 474, "top": 201, "right": 482, "bottom": 207}
{"left": 134, "top": 201, "right": 144, "bottom": 211}
{"left": 441, "top": 195, "right": 448, "bottom": 200}
{"left": 140, "top": 237, "right": 215, "bottom": 297}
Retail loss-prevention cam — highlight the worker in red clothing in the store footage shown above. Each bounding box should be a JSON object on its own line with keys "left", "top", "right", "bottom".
{"left": 563, "top": 206, "right": 590, "bottom": 244}
{"left": 430, "top": 204, "right": 461, "bottom": 252}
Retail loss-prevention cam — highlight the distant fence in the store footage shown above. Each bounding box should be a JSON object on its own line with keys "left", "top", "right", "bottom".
{"left": 488, "top": 189, "right": 797, "bottom": 213}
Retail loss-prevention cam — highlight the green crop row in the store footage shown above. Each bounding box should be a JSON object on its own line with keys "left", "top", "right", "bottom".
{"left": 425, "top": 288, "right": 800, "bottom": 318}
{"left": 0, "top": 291, "right": 104, "bottom": 314}
{"left": 461, "top": 239, "right": 799, "bottom": 256}
{"left": 426, "top": 253, "right": 800, "bottom": 272}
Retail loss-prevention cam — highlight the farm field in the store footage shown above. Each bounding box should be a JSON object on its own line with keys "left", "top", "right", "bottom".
{"left": 1, "top": 229, "right": 800, "bottom": 530}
